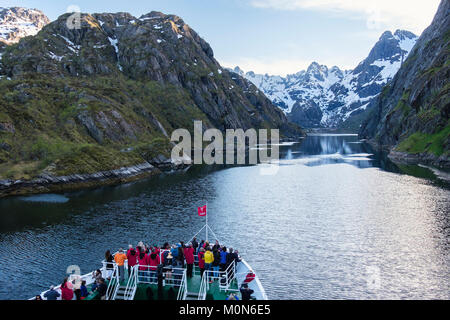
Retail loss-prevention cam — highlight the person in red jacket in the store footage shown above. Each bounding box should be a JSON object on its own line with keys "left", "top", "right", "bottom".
{"left": 60, "top": 278, "right": 74, "bottom": 301}
{"left": 147, "top": 251, "right": 160, "bottom": 283}
{"left": 127, "top": 245, "right": 138, "bottom": 278}
{"left": 184, "top": 243, "right": 195, "bottom": 278}
{"left": 198, "top": 248, "right": 206, "bottom": 278}
{"left": 137, "top": 251, "right": 148, "bottom": 282}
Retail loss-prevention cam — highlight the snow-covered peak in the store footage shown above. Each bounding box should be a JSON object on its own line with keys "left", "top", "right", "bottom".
{"left": 394, "top": 30, "right": 417, "bottom": 54}
{"left": 393, "top": 29, "right": 417, "bottom": 41}
{"left": 229, "top": 29, "right": 418, "bottom": 128}
{"left": 0, "top": 7, "right": 49, "bottom": 44}
{"left": 307, "top": 61, "right": 326, "bottom": 73}
{"left": 233, "top": 66, "right": 245, "bottom": 76}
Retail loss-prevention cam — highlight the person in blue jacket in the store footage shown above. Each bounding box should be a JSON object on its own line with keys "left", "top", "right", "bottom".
{"left": 220, "top": 246, "right": 228, "bottom": 271}
{"left": 80, "top": 280, "right": 89, "bottom": 299}
{"left": 170, "top": 244, "right": 178, "bottom": 260}
{"left": 43, "top": 286, "right": 60, "bottom": 300}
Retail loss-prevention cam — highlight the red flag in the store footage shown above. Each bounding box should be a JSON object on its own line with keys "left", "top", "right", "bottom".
{"left": 198, "top": 205, "right": 207, "bottom": 216}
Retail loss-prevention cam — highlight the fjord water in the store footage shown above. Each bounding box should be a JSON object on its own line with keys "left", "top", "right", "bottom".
{"left": 0, "top": 134, "right": 449, "bottom": 300}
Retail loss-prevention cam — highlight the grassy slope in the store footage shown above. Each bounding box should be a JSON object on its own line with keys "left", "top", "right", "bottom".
{"left": 0, "top": 74, "right": 210, "bottom": 180}
{"left": 396, "top": 121, "right": 450, "bottom": 156}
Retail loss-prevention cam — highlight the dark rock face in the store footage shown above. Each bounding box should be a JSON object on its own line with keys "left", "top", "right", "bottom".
{"left": 359, "top": 0, "right": 450, "bottom": 166}
{"left": 288, "top": 101, "right": 323, "bottom": 128}
{"left": 0, "top": 11, "right": 302, "bottom": 137}
{"left": 0, "top": 9, "right": 303, "bottom": 196}
{"left": 76, "top": 111, "right": 104, "bottom": 143}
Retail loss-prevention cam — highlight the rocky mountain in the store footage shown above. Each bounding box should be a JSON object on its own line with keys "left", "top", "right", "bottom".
{"left": 0, "top": 7, "right": 49, "bottom": 45}
{"left": 359, "top": 0, "right": 449, "bottom": 168}
{"left": 0, "top": 10, "right": 303, "bottom": 195}
{"left": 232, "top": 30, "right": 418, "bottom": 130}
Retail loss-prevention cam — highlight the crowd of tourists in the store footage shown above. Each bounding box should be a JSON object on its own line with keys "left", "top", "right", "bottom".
{"left": 36, "top": 238, "right": 252, "bottom": 300}
{"left": 119, "top": 238, "right": 241, "bottom": 282}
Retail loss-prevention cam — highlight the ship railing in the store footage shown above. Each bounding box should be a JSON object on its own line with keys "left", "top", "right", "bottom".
{"left": 123, "top": 265, "right": 138, "bottom": 300}
{"left": 101, "top": 259, "right": 119, "bottom": 278}
{"left": 201, "top": 260, "right": 236, "bottom": 291}
{"left": 32, "top": 270, "right": 95, "bottom": 300}
{"left": 198, "top": 272, "right": 208, "bottom": 300}
{"left": 223, "top": 260, "right": 236, "bottom": 289}
{"left": 177, "top": 270, "right": 188, "bottom": 300}
{"left": 136, "top": 265, "right": 187, "bottom": 288}
{"left": 105, "top": 264, "right": 120, "bottom": 300}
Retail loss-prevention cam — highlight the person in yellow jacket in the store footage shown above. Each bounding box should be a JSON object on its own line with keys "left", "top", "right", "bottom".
{"left": 114, "top": 248, "right": 127, "bottom": 283}
{"left": 204, "top": 247, "right": 214, "bottom": 283}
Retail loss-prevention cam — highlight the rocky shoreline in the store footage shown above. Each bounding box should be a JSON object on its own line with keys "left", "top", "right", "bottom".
{"left": 360, "top": 138, "right": 450, "bottom": 169}
{"left": 0, "top": 158, "right": 190, "bottom": 198}
{"left": 388, "top": 151, "right": 450, "bottom": 169}
{"left": 0, "top": 136, "right": 306, "bottom": 198}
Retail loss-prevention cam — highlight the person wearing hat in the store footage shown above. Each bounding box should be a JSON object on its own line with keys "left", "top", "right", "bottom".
{"left": 127, "top": 245, "right": 138, "bottom": 278}
{"left": 43, "top": 285, "right": 60, "bottom": 300}
{"left": 184, "top": 243, "right": 195, "bottom": 278}
{"left": 170, "top": 244, "right": 178, "bottom": 260}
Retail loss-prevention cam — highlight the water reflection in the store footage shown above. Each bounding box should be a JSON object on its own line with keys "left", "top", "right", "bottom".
{"left": 0, "top": 134, "right": 448, "bottom": 300}
{"left": 19, "top": 194, "right": 70, "bottom": 203}
{"left": 279, "top": 134, "right": 377, "bottom": 169}
{"left": 279, "top": 134, "right": 449, "bottom": 183}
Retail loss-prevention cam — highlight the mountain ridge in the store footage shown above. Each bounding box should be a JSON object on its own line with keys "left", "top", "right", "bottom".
{"left": 0, "top": 9, "right": 303, "bottom": 196}
{"left": 359, "top": 0, "right": 449, "bottom": 168}
{"left": 0, "top": 7, "right": 49, "bottom": 45}
{"left": 231, "top": 29, "right": 418, "bottom": 130}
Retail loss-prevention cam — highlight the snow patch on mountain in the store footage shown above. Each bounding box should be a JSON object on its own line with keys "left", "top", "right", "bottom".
{"left": 0, "top": 7, "right": 49, "bottom": 44}
{"left": 108, "top": 36, "right": 123, "bottom": 71}
{"left": 230, "top": 30, "right": 418, "bottom": 128}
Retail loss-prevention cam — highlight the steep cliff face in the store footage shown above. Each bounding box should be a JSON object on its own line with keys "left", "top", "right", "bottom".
{"left": 359, "top": 0, "right": 449, "bottom": 167}
{"left": 0, "top": 10, "right": 303, "bottom": 189}
{"left": 1, "top": 12, "right": 299, "bottom": 133}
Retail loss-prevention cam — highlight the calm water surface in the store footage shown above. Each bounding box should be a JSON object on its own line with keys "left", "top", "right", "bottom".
{"left": 0, "top": 134, "right": 449, "bottom": 300}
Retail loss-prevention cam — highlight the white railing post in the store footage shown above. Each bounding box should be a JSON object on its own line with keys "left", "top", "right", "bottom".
{"left": 106, "top": 264, "right": 119, "bottom": 300}
{"left": 198, "top": 271, "right": 208, "bottom": 300}
{"left": 123, "top": 265, "right": 137, "bottom": 300}
{"left": 176, "top": 269, "right": 188, "bottom": 300}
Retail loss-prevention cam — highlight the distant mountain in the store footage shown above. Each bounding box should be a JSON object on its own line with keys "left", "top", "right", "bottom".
{"left": 231, "top": 30, "right": 418, "bottom": 130}
{"left": 359, "top": 0, "right": 449, "bottom": 168}
{"left": 0, "top": 7, "right": 49, "bottom": 44}
{"left": 0, "top": 10, "right": 303, "bottom": 195}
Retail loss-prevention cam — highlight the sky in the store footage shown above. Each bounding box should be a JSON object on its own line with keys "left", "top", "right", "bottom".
{"left": 1, "top": 0, "right": 441, "bottom": 76}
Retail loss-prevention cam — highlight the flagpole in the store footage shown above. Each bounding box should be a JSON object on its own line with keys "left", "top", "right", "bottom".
{"left": 206, "top": 201, "right": 208, "bottom": 242}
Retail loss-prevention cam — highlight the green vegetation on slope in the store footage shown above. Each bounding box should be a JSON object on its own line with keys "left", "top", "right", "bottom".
{"left": 0, "top": 74, "right": 210, "bottom": 180}
{"left": 396, "top": 121, "right": 450, "bottom": 156}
